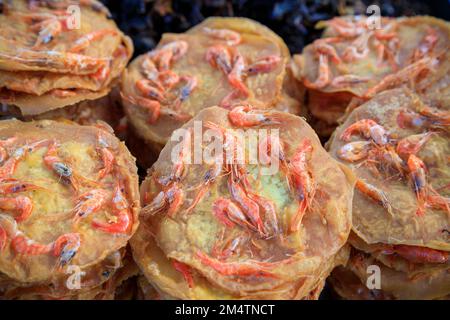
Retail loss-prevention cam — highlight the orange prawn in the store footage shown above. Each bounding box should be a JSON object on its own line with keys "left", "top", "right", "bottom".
{"left": 0, "top": 137, "right": 17, "bottom": 163}
{"left": 96, "top": 133, "right": 115, "bottom": 180}
{"left": 0, "top": 196, "right": 33, "bottom": 222}
{"left": 407, "top": 155, "right": 428, "bottom": 216}
{"left": 340, "top": 119, "right": 388, "bottom": 145}
{"left": 356, "top": 180, "right": 392, "bottom": 212}
{"left": 92, "top": 182, "right": 133, "bottom": 234}
{"left": 337, "top": 141, "right": 372, "bottom": 162}
{"left": 384, "top": 245, "right": 449, "bottom": 264}
{"left": 227, "top": 52, "right": 249, "bottom": 97}
{"left": 196, "top": 250, "right": 278, "bottom": 278}
{"left": 212, "top": 197, "right": 253, "bottom": 230}
{"left": 303, "top": 54, "right": 330, "bottom": 89}
{"left": 228, "top": 177, "right": 265, "bottom": 236}
{"left": 205, "top": 45, "right": 233, "bottom": 75}
{"left": 203, "top": 27, "right": 241, "bottom": 46}
{"left": 228, "top": 105, "right": 279, "bottom": 127}
{"left": 69, "top": 29, "right": 118, "bottom": 53}
{"left": 246, "top": 55, "right": 281, "bottom": 74}
{"left": 73, "top": 189, "right": 109, "bottom": 220}
{"left": 396, "top": 132, "right": 434, "bottom": 160}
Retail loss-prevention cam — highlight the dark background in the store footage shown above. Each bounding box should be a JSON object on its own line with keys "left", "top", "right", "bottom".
{"left": 100, "top": 0, "right": 450, "bottom": 58}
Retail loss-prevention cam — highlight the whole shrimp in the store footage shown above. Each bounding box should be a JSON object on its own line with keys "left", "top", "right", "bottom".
{"left": 327, "top": 17, "right": 366, "bottom": 38}
{"left": 0, "top": 137, "right": 17, "bottom": 164}
{"left": 0, "top": 147, "right": 27, "bottom": 180}
{"left": 135, "top": 79, "right": 166, "bottom": 102}
{"left": 314, "top": 41, "right": 342, "bottom": 64}
{"left": 418, "top": 105, "right": 450, "bottom": 126}
{"left": 32, "top": 16, "right": 63, "bottom": 47}
{"left": 228, "top": 105, "right": 279, "bottom": 127}
{"left": 364, "top": 57, "right": 437, "bottom": 98}
{"left": 396, "top": 132, "right": 434, "bottom": 160}
{"left": 0, "top": 196, "right": 33, "bottom": 222}
{"left": 203, "top": 27, "right": 241, "bottom": 46}
{"left": 121, "top": 94, "right": 161, "bottom": 124}
{"left": 7, "top": 49, "right": 109, "bottom": 75}
{"left": 331, "top": 75, "right": 369, "bottom": 87}
{"left": 249, "top": 193, "right": 279, "bottom": 237}
{"left": 212, "top": 197, "right": 252, "bottom": 230}
{"left": 246, "top": 55, "right": 281, "bottom": 75}
{"left": 12, "top": 231, "right": 81, "bottom": 267}
{"left": 340, "top": 119, "right": 388, "bottom": 146}
{"left": 205, "top": 45, "right": 233, "bottom": 75}
{"left": 0, "top": 179, "right": 44, "bottom": 195}
{"left": 397, "top": 109, "right": 448, "bottom": 131}
{"left": 212, "top": 233, "right": 247, "bottom": 261}
{"left": 227, "top": 178, "right": 265, "bottom": 236}
{"left": 412, "top": 27, "right": 438, "bottom": 62}
{"left": 96, "top": 133, "right": 115, "bottom": 180}
{"left": 185, "top": 162, "right": 223, "bottom": 214}
{"left": 227, "top": 53, "right": 249, "bottom": 97}
{"left": 337, "top": 141, "right": 372, "bottom": 162}
{"left": 52, "top": 233, "right": 81, "bottom": 267}
{"left": 158, "top": 128, "right": 192, "bottom": 185}
{"left": 141, "top": 185, "right": 184, "bottom": 218}
{"left": 73, "top": 189, "right": 109, "bottom": 220}
{"left": 43, "top": 141, "right": 87, "bottom": 190}
{"left": 385, "top": 244, "right": 448, "bottom": 264}
{"left": 172, "top": 260, "right": 194, "bottom": 288}
{"left": 196, "top": 250, "right": 278, "bottom": 278}
{"left": 303, "top": 54, "right": 330, "bottom": 89}
{"left": 69, "top": 29, "right": 118, "bottom": 53}
{"left": 0, "top": 213, "right": 81, "bottom": 263}
{"left": 356, "top": 180, "right": 393, "bottom": 215}
{"left": 150, "top": 40, "right": 188, "bottom": 70}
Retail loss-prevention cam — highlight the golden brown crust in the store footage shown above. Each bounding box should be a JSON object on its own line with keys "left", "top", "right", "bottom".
{"left": 328, "top": 88, "right": 449, "bottom": 250}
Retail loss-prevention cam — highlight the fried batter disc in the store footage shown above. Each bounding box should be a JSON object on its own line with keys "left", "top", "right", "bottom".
{"left": 329, "top": 88, "right": 449, "bottom": 250}
{"left": 292, "top": 16, "right": 450, "bottom": 136}
{"left": 121, "top": 17, "right": 298, "bottom": 154}
{"left": 132, "top": 106, "right": 353, "bottom": 299}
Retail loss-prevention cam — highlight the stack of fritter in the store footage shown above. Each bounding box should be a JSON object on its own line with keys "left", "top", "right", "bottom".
{"left": 121, "top": 17, "right": 301, "bottom": 168}
{"left": 328, "top": 88, "right": 449, "bottom": 300}
{"left": 131, "top": 106, "right": 354, "bottom": 299}
{"left": 291, "top": 16, "right": 450, "bottom": 137}
{"left": 0, "top": 120, "right": 140, "bottom": 299}
{"left": 0, "top": 0, "right": 133, "bottom": 129}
